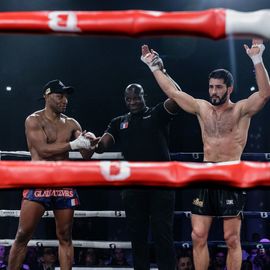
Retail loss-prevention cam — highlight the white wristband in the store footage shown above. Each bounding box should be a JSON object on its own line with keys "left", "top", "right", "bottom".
{"left": 141, "top": 55, "right": 161, "bottom": 72}
{"left": 249, "top": 44, "right": 265, "bottom": 66}
{"left": 251, "top": 54, "right": 263, "bottom": 66}
{"left": 69, "top": 141, "right": 77, "bottom": 150}
{"left": 149, "top": 65, "right": 160, "bottom": 72}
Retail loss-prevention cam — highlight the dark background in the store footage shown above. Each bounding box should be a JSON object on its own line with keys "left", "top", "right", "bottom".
{"left": 0, "top": 0, "right": 270, "bottom": 244}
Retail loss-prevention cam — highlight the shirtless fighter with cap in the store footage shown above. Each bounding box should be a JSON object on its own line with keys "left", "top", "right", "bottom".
{"left": 8, "top": 79, "right": 97, "bottom": 270}
{"left": 141, "top": 40, "right": 270, "bottom": 270}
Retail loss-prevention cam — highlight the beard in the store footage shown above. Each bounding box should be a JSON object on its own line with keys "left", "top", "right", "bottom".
{"left": 210, "top": 90, "right": 228, "bottom": 106}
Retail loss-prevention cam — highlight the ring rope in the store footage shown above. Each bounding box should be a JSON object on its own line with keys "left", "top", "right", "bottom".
{"left": 0, "top": 239, "right": 131, "bottom": 249}
{"left": 0, "top": 210, "right": 126, "bottom": 218}
{"left": 0, "top": 9, "right": 268, "bottom": 39}
{"left": 0, "top": 151, "right": 123, "bottom": 160}
{"left": 1, "top": 210, "right": 270, "bottom": 219}
{"left": 1, "top": 151, "right": 270, "bottom": 161}
{"left": 0, "top": 160, "right": 270, "bottom": 188}
{"left": 0, "top": 239, "right": 268, "bottom": 250}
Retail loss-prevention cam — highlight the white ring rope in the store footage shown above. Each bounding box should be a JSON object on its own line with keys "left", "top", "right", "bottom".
{"left": 0, "top": 239, "right": 131, "bottom": 249}
{"left": 0, "top": 239, "right": 269, "bottom": 250}
{"left": 1, "top": 210, "right": 270, "bottom": 219}
{"left": 1, "top": 151, "right": 270, "bottom": 160}
{"left": 0, "top": 151, "right": 123, "bottom": 160}
{"left": 0, "top": 210, "right": 126, "bottom": 218}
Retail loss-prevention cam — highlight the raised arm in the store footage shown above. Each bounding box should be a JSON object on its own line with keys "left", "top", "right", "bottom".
{"left": 241, "top": 39, "right": 270, "bottom": 116}
{"left": 141, "top": 45, "right": 200, "bottom": 115}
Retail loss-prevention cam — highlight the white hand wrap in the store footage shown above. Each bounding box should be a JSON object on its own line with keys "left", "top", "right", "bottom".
{"left": 141, "top": 53, "right": 164, "bottom": 72}
{"left": 84, "top": 132, "right": 96, "bottom": 140}
{"left": 70, "top": 134, "right": 91, "bottom": 150}
{"left": 84, "top": 132, "right": 97, "bottom": 150}
{"left": 248, "top": 44, "right": 265, "bottom": 65}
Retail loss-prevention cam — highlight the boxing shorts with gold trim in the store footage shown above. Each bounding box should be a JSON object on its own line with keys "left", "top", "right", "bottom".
{"left": 192, "top": 188, "right": 246, "bottom": 217}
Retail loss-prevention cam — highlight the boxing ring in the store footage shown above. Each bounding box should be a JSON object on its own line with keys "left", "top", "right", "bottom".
{"left": 0, "top": 7, "right": 270, "bottom": 269}
{"left": 1, "top": 152, "right": 270, "bottom": 257}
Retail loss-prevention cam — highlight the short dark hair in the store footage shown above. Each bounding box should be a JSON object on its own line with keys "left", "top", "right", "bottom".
{"left": 209, "top": 69, "right": 234, "bottom": 87}
{"left": 125, "top": 83, "right": 144, "bottom": 96}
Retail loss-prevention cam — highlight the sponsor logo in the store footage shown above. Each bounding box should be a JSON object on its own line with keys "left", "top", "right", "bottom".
{"left": 74, "top": 212, "right": 87, "bottom": 217}
{"left": 43, "top": 211, "right": 50, "bottom": 217}
{"left": 192, "top": 198, "right": 204, "bottom": 207}
{"left": 184, "top": 211, "right": 191, "bottom": 218}
{"left": 182, "top": 242, "right": 190, "bottom": 249}
{"left": 115, "top": 211, "right": 123, "bottom": 217}
{"left": 109, "top": 243, "right": 116, "bottom": 249}
{"left": 34, "top": 189, "right": 74, "bottom": 198}
{"left": 260, "top": 212, "right": 269, "bottom": 219}
{"left": 48, "top": 11, "right": 81, "bottom": 32}
{"left": 226, "top": 200, "right": 234, "bottom": 205}
{"left": 100, "top": 161, "right": 131, "bottom": 181}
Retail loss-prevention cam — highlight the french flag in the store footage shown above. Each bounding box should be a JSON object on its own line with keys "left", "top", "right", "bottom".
{"left": 71, "top": 198, "right": 79, "bottom": 206}
{"left": 120, "top": 121, "right": 128, "bottom": 129}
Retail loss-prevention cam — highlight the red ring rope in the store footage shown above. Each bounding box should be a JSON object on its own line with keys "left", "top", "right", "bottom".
{"left": 0, "top": 160, "right": 270, "bottom": 189}
{"left": 0, "top": 9, "right": 267, "bottom": 38}
{"left": 0, "top": 10, "right": 226, "bottom": 38}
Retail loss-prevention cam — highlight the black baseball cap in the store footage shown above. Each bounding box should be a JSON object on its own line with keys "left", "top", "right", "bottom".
{"left": 43, "top": 79, "right": 74, "bottom": 96}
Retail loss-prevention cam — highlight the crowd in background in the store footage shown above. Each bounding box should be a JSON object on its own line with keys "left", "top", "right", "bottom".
{"left": 1, "top": 244, "right": 270, "bottom": 269}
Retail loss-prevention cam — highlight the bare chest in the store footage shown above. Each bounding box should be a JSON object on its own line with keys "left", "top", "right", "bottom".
{"left": 202, "top": 110, "right": 236, "bottom": 137}
{"left": 42, "top": 121, "right": 73, "bottom": 143}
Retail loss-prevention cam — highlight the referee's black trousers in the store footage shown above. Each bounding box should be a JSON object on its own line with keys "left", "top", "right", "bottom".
{"left": 122, "top": 188, "right": 176, "bottom": 270}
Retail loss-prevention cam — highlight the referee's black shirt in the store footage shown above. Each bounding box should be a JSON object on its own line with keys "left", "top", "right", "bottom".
{"left": 105, "top": 103, "right": 174, "bottom": 162}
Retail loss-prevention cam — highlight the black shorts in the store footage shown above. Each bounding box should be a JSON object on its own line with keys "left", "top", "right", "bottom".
{"left": 191, "top": 188, "right": 246, "bottom": 217}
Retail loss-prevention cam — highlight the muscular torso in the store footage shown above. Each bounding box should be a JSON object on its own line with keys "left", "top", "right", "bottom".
{"left": 26, "top": 110, "right": 77, "bottom": 161}
{"left": 197, "top": 100, "right": 251, "bottom": 162}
